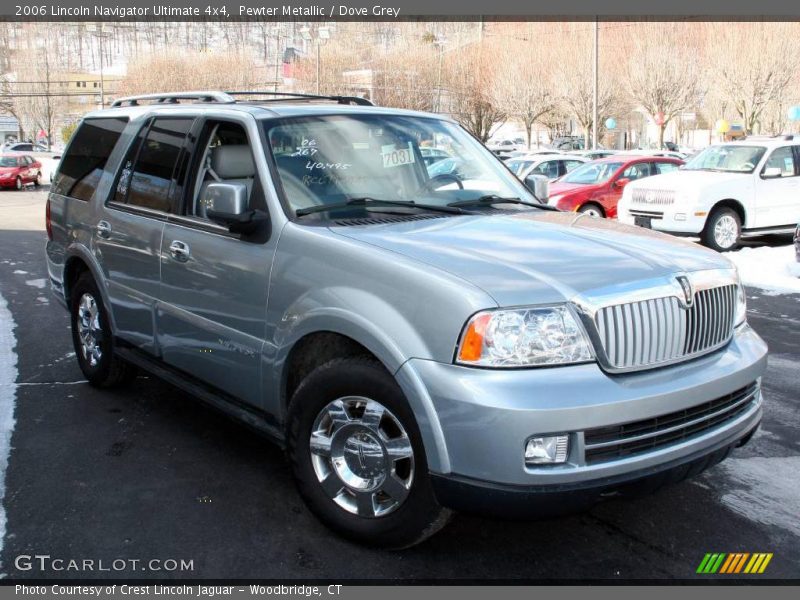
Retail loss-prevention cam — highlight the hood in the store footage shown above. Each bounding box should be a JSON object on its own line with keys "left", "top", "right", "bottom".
{"left": 628, "top": 169, "right": 749, "bottom": 191}
{"left": 330, "top": 211, "right": 732, "bottom": 307}
{"left": 548, "top": 181, "right": 600, "bottom": 196}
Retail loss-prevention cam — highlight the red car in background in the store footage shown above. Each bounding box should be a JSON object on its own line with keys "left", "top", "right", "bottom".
{"left": 547, "top": 155, "right": 683, "bottom": 218}
{"left": 0, "top": 154, "right": 43, "bottom": 190}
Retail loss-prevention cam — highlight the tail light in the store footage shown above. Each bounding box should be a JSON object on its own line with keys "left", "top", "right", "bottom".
{"left": 45, "top": 197, "right": 53, "bottom": 240}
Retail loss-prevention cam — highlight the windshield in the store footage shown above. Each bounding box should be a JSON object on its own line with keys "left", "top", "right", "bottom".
{"left": 562, "top": 161, "right": 623, "bottom": 184}
{"left": 683, "top": 145, "right": 766, "bottom": 173}
{"left": 264, "top": 115, "right": 533, "bottom": 217}
{"left": 0, "top": 157, "right": 18, "bottom": 167}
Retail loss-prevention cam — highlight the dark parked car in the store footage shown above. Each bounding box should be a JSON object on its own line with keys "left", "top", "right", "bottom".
{"left": 0, "top": 154, "right": 43, "bottom": 189}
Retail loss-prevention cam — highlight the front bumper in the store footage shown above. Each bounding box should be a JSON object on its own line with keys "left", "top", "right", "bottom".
{"left": 431, "top": 419, "right": 758, "bottom": 518}
{"left": 399, "top": 324, "right": 767, "bottom": 494}
{"left": 618, "top": 204, "right": 706, "bottom": 235}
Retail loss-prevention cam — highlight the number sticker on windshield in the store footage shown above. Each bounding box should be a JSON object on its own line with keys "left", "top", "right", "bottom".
{"left": 381, "top": 142, "right": 416, "bottom": 169}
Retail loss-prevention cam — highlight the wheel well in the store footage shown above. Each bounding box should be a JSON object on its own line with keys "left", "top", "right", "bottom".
{"left": 283, "top": 332, "right": 376, "bottom": 407}
{"left": 710, "top": 200, "right": 746, "bottom": 227}
{"left": 63, "top": 257, "right": 90, "bottom": 308}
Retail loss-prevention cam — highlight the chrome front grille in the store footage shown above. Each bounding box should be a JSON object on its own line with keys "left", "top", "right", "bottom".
{"left": 584, "top": 382, "right": 759, "bottom": 464}
{"left": 631, "top": 188, "right": 675, "bottom": 206}
{"left": 593, "top": 284, "right": 738, "bottom": 371}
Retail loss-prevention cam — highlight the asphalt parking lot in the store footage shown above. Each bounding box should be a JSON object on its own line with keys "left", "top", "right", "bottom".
{"left": 0, "top": 188, "right": 798, "bottom": 581}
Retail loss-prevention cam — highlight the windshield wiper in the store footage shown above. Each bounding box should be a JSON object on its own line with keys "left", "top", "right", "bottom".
{"left": 295, "top": 197, "right": 464, "bottom": 217}
{"left": 447, "top": 195, "right": 559, "bottom": 211}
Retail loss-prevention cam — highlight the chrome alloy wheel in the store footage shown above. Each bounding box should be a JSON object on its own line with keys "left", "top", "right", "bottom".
{"left": 77, "top": 293, "right": 103, "bottom": 367}
{"left": 714, "top": 214, "right": 739, "bottom": 249}
{"left": 309, "top": 396, "right": 414, "bottom": 518}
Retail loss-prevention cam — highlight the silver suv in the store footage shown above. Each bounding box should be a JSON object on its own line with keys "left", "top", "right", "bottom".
{"left": 46, "top": 91, "right": 767, "bottom": 548}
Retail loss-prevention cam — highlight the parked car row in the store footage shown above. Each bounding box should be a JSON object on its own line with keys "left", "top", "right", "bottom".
{"left": 494, "top": 134, "right": 800, "bottom": 252}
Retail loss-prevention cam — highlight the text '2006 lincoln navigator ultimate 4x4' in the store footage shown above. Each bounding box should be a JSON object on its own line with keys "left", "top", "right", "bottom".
{"left": 46, "top": 91, "right": 767, "bottom": 548}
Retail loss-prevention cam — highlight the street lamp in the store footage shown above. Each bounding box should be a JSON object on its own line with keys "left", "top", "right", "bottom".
{"left": 92, "top": 23, "right": 112, "bottom": 109}
{"left": 433, "top": 36, "right": 447, "bottom": 114}
{"left": 300, "top": 25, "right": 330, "bottom": 95}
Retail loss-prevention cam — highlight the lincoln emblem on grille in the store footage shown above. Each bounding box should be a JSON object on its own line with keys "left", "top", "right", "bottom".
{"left": 677, "top": 276, "right": 694, "bottom": 308}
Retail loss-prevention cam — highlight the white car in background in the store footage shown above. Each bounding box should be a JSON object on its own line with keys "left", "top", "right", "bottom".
{"left": 505, "top": 153, "right": 589, "bottom": 182}
{"left": 618, "top": 136, "right": 800, "bottom": 251}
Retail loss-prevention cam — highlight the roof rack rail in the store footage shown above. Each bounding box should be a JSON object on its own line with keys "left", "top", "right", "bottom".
{"left": 224, "top": 91, "right": 374, "bottom": 106}
{"left": 110, "top": 91, "right": 235, "bottom": 108}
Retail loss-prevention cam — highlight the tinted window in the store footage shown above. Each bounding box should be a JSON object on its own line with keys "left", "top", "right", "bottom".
{"left": 531, "top": 160, "right": 560, "bottom": 179}
{"left": 564, "top": 160, "right": 584, "bottom": 172}
{"left": 52, "top": 118, "right": 128, "bottom": 201}
{"left": 16, "top": 144, "right": 32, "bottom": 151}
{"left": 116, "top": 118, "right": 193, "bottom": 213}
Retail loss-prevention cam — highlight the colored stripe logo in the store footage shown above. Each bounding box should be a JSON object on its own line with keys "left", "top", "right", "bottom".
{"left": 697, "top": 553, "right": 773, "bottom": 574}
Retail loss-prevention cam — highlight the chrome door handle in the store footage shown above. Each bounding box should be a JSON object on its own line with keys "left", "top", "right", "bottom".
{"left": 169, "top": 240, "right": 191, "bottom": 262}
{"left": 95, "top": 220, "right": 112, "bottom": 238}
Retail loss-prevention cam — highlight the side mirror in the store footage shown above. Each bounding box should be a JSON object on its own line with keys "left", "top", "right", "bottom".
{"left": 203, "top": 183, "right": 268, "bottom": 234}
{"left": 614, "top": 178, "right": 630, "bottom": 189}
{"left": 524, "top": 174, "right": 549, "bottom": 202}
{"left": 762, "top": 167, "right": 782, "bottom": 179}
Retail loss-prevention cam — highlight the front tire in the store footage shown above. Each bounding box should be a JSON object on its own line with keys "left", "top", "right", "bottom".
{"left": 702, "top": 207, "right": 741, "bottom": 252}
{"left": 70, "top": 273, "right": 136, "bottom": 387}
{"left": 34, "top": 172, "right": 42, "bottom": 187}
{"left": 287, "top": 357, "right": 451, "bottom": 548}
{"left": 15, "top": 176, "right": 22, "bottom": 191}
{"left": 578, "top": 203, "right": 604, "bottom": 218}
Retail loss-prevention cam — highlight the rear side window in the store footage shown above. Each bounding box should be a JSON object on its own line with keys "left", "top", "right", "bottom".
{"left": 114, "top": 118, "right": 193, "bottom": 213}
{"left": 52, "top": 118, "right": 128, "bottom": 201}
{"left": 655, "top": 161, "right": 680, "bottom": 175}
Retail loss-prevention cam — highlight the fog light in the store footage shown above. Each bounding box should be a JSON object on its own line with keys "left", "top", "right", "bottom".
{"left": 674, "top": 213, "right": 687, "bottom": 221}
{"left": 525, "top": 435, "right": 569, "bottom": 464}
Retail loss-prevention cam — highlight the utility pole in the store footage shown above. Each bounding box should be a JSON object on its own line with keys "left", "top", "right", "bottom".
{"left": 592, "top": 17, "right": 598, "bottom": 150}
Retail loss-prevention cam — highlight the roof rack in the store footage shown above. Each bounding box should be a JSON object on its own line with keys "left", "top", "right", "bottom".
{"left": 110, "top": 91, "right": 235, "bottom": 108}
{"left": 109, "top": 90, "right": 375, "bottom": 109}
{"left": 224, "top": 91, "right": 374, "bottom": 106}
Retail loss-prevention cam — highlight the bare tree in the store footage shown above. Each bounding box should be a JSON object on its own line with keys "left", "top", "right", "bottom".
{"left": 558, "top": 25, "right": 625, "bottom": 148}
{"left": 706, "top": 22, "right": 800, "bottom": 135}
{"left": 117, "top": 51, "right": 261, "bottom": 96}
{"left": 625, "top": 22, "right": 705, "bottom": 148}
{"left": 491, "top": 37, "right": 556, "bottom": 148}
{"left": 444, "top": 43, "right": 505, "bottom": 142}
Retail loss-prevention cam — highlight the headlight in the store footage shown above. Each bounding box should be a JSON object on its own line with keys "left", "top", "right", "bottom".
{"left": 456, "top": 305, "right": 593, "bottom": 367}
{"left": 734, "top": 280, "right": 747, "bottom": 327}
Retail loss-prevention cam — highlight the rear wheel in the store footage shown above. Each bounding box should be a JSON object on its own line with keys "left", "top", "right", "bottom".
{"left": 70, "top": 273, "right": 136, "bottom": 387}
{"left": 578, "top": 203, "right": 604, "bottom": 218}
{"left": 287, "top": 357, "right": 451, "bottom": 548}
{"left": 702, "top": 207, "right": 741, "bottom": 252}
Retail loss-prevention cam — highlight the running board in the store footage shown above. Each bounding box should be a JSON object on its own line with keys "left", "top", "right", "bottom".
{"left": 116, "top": 343, "right": 284, "bottom": 445}
{"left": 741, "top": 226, "right": 796, "bottom": 237}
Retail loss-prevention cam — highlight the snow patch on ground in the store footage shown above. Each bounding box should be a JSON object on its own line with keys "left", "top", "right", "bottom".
{"left": 0, "top": 293, "right": 18, "bottom": 565}
{"left": 724, "top": 245, "right": 800, "bottom": 295}
{"left": 24, "top": 279, "right": 46, "bottom": 289}
{"left": 11, "top": 271, "right": 27, "bottom": 276}
{"left": 716, "top": 456, "right": 800, "bottom": 538}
